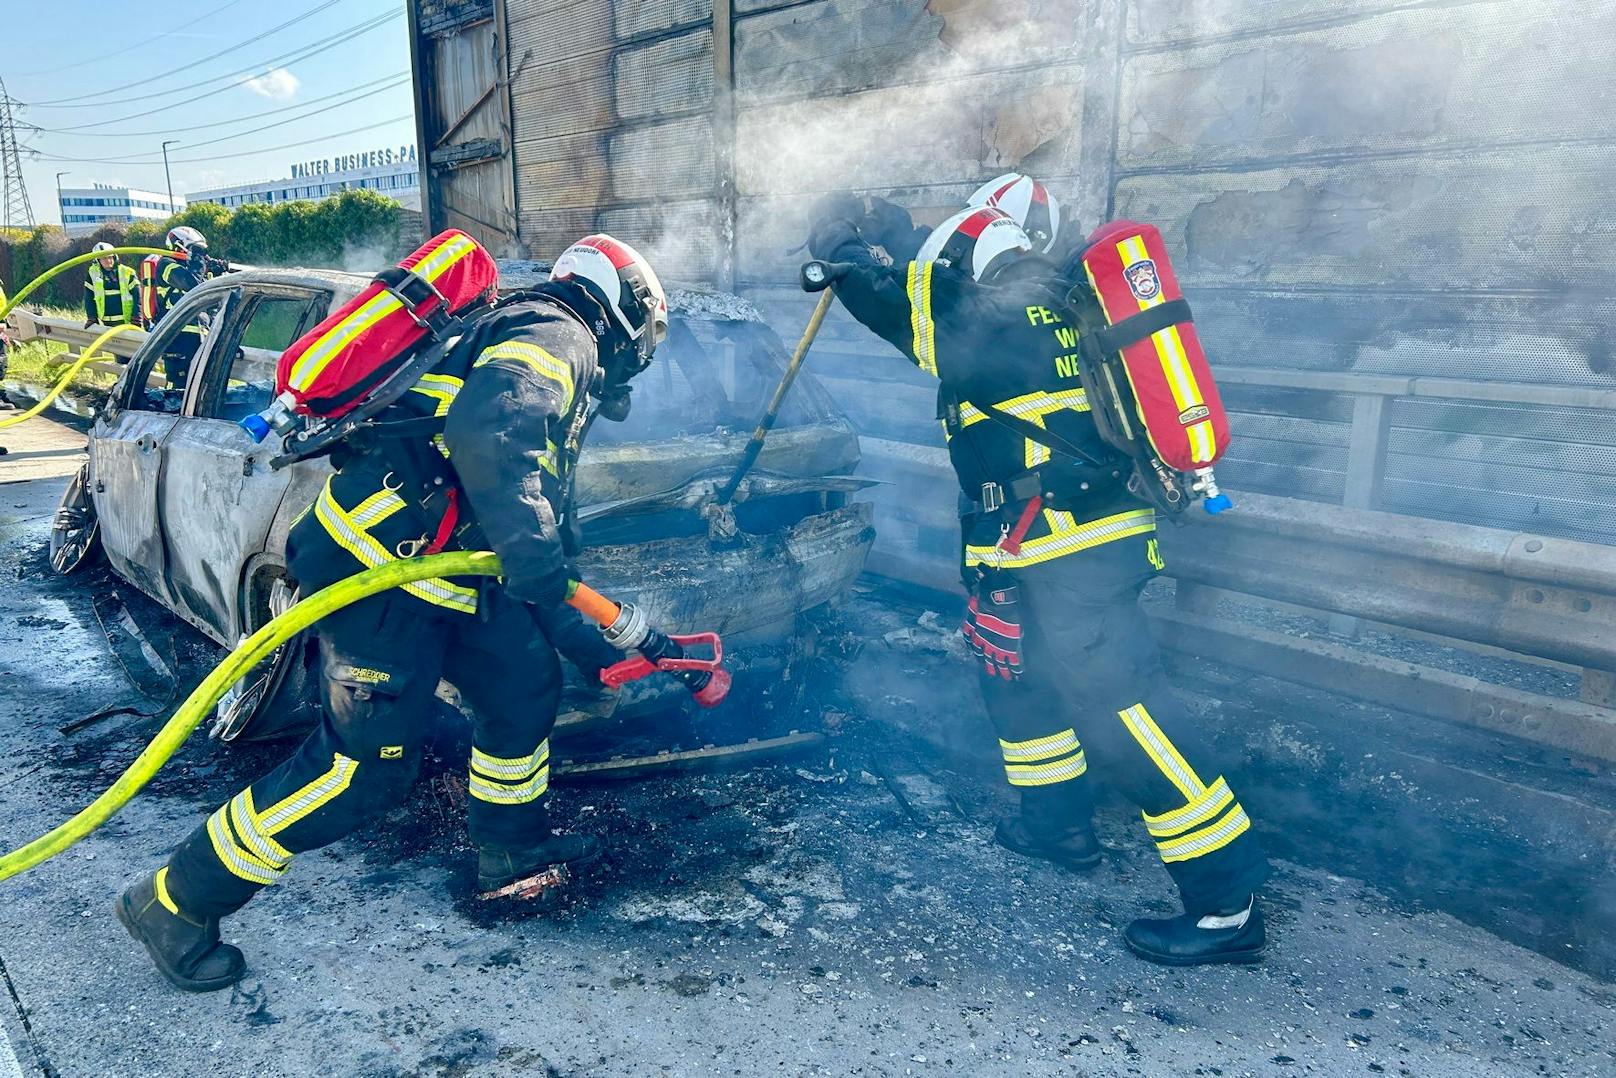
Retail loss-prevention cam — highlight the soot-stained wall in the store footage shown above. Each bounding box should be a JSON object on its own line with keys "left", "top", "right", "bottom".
{"left": 428, "top": 0, "right": 1616, "bottom": 570}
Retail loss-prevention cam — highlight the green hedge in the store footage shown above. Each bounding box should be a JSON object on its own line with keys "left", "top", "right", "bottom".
{"left": 0, "top": 189, "right": 406, "bottom": 309}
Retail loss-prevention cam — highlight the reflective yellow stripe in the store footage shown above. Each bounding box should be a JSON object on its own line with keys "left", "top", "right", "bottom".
{"left": 539, "top": 439, "right": 560, "bottom": 477}
{"left": 153, "top": 867, "right": 180, "bottom": 915}
{"left": 1155, "top": 806, "right": 1251, "bottom": 863}
{"left": 256, "top": 753, "right": 359, "bottom": 834}
{"left": 958, "top": 389, "right": 1089, "bottom": 429}
{"left": 1143, "top": 777, "right": 1234, "bottom": 838}
{"left": 1004, "top": 750, "right": 1088, "bottom": 787}
{"left": 907, "top": 262, "right": 937, "bottom": 376}
{"left": 475, "top": 342, "right": 575, "bottom": 410}
{"left": 999, "top": 728, "right": 1081, "bottom": 763}
{"left": 315, "top": 482, "right": 478, "bottom": 613}
{"left": 964, "top": 508, "right": 1155, "bottom": 568}
{"left": 1118, "top": 702, "right": 1206, "bottom": 802}
{"left": 409, "top": 374, "right": 464, "bottom": 457}
{"left": 288, "top": 233, "right": 478, "bottom": 392}
{"left": 469, "top": 766, "right": 551, "bottom": 805}
{"left": 1115, "top": 234, "right": 1215, "bottom": 464}
{"left": 207, "top": 809, "right": 283, "bottom": 886}
{"left": 471, "top": 740, "right": 550, "bottom": 781}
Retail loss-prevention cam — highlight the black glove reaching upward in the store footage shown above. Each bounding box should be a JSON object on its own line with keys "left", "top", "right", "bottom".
{"left": 808, "top": 191, "right": 866, "bottom": 231}
{"left": 860, "top": 197, "right": 929, "bottom": 263}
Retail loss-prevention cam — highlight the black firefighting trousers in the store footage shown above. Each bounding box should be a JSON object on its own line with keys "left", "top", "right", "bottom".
{"left": 163, "top": 585, "right": 577, "bottom": 921}
{"left": 976, "top": 533, "right": 1270, "bottom": 916}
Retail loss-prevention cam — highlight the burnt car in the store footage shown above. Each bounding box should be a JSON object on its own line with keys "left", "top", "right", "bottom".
{"left": 50, "top": 266, "right": 873, "bottom": 741}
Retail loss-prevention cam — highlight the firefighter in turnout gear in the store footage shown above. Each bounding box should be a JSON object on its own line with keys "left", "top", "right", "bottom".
{"left": 140, "top": 226, "right": 227, "bottom": 386}
{"left": 82, "top": 241, "right": 140, "bottom": 328}
{"left": 117, "top": 234, "right": 670, "bottom": 992}
{"left": 809, "top": 195, "right": 1270, "bottom": 966}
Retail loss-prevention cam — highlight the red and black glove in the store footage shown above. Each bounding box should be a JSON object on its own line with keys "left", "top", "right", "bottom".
{"left": 962, "top": 570, "right": 1024, "bottom": 681}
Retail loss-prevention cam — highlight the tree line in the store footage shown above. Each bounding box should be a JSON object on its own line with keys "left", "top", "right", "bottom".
{"left": 0, "top": 189, "right": 409, "bottom": 309}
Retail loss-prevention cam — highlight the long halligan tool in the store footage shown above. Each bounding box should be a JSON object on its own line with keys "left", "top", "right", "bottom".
{"left": 566, "top": 581, "right": 731, "bottom": 707}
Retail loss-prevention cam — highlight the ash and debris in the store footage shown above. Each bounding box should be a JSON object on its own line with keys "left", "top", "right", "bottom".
{"left": 3, "top": 475, "right": 1616, "bottom": 1075}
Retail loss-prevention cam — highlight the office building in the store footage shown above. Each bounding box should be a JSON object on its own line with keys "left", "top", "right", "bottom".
{"left": 59, "top": 183, "right": 183, "bottom": 236}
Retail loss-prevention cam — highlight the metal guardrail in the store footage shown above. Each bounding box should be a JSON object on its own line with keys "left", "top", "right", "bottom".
{"left": 856, "top": 439, "right": 1616, "bottom": 761}
{"left": 7, "top": 309, "right": 148, "bottom": 360}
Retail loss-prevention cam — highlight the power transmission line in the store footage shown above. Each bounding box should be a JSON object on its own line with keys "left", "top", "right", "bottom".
{"left": 0, "top": 80, "right": 34, "bottom": 229}
{"left": 18, "top": 6, "right": 402, "bottom": 112}
{"left": 11, "top": 0, "right": 253, "bottom": 78}
{"left": 22, "top": 0, "right": 345, "bottom": 106}
{"left": 32, "top": 78, "right": 411, "bottom": 164}
{"left": 25, "top": 114, "right": 413, "bottom": 168}
{"left": 26, "top": 71, "right": 408, "bottom": 138}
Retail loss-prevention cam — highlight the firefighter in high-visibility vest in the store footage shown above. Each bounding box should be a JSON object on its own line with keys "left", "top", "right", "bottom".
{"left": 809, "top": 194, "right": 1271, "bottom": 966}
{"left": 140, "top": 226, "right": 228, "bottom": 386}
{"left": 83, "top": 241, "right": 140, "bottom": 328}
{"left": 116, "top": 234, "right": 670, "bottom": 993}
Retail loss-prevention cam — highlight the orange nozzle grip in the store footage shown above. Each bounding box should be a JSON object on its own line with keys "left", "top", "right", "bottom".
{"left": 566, "top": 581, "right": 621, "bottom": 628}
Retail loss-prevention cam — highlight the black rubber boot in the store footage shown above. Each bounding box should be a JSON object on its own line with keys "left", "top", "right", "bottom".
{"left": 994, "top": 816, "right": 1103, "bottom": 870}
{"left": 477, "top": 832, "right": 603, "bottom": 898}
{"left": 1125, "top": 896, "right": 1266, "bottom": 967}
{"left": 116, "top": 871, "right": 246, "bottom": 992}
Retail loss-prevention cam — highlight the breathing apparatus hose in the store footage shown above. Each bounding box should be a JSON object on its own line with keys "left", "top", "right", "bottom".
{"left": 0, "top": 247, "right": 173, "bottom": 324}
{"left": 0, "top": 323, "right": 141, "bottom": 431}
{"left": 0, "top": 551, "right": 503, "bottom": 883}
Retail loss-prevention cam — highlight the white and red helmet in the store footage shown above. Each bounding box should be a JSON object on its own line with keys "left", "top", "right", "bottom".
{"left": 917, "top": 206, "right": 1034, "bottom": 282}
{"left": 551, "top": 233, "right": 668, "bottom": 362}
{"left": 166, "top": 225, "right": 207, "bottom": 255}
{"left": 967, "top": 173, "right": 1061, "bottom": 254}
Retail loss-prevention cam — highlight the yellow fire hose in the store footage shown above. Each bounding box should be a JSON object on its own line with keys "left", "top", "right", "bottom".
{"left": 0, "top": 323, "right": 141, "bottom": 430}
{"left": 0, "top": 551, "right": 504, "bottom": 883}
{"left": 0, "top": 246, "right": 172, "bottom": 323}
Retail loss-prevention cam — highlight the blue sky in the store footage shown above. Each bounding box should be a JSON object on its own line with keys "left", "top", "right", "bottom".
{"left": 6, "top": 0, "right": 416, "bottom": 225}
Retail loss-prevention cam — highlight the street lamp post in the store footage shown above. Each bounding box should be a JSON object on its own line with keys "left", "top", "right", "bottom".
{"left": 54, "top": 171, "right": 69, "bottom": 227}
{"left": 161, "top": 140, "right": 179, "bottom": 215}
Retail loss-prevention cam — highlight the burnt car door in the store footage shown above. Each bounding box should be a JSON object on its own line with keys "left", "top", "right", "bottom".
{"left": 90, "top": 287, "right": 229, "bottom": 606}
{"left": 158, "top": 283, "right": 328, "bottom": 642}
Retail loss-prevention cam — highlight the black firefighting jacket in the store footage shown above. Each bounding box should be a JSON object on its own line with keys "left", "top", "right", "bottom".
{"left": 809, "top": 215, "right": 1156, "bottom": 569}
{"left": 289, "top": 290, "right": 604, "bottom": 616}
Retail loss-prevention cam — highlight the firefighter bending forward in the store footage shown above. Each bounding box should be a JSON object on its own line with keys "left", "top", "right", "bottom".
{"left": 117, "top": 235, "right": 670, "bottom": 992}
{"left": 810, "top": 196, "right": 1271, "bottom": 966}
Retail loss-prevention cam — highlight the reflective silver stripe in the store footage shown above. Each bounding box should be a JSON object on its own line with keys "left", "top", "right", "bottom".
{"left": 1144, "top": 777, "right": 1233, "bottom": 838}
{"left": 469, "top": 767, "right": 551, "bottom": 805}
{"left": 998, "top": 728, "right": 1080, "bottom": 763}
{"left": 315, "top": 484, "right": 478, "bottom": 613}
{"left": 965, "top": 509, "right": 1156, "bottom": 568}
{"left": 257, "top": 754, "right": 359, "bottom": 834}
{"left": 229, "top": 790, "right": 291, "bottom": 868}
{"left": 1156, "top": 806, "right": 1251, "bottom": 863}
{"left": 207, "top": 809, "right": 283, "bottom": 885}
{"left": 475, "top": 341, "right": 575, "bottom": 410}
{"left": 1004, "top": 751, "right": 1088, "bottom": 787}
{"left": 472, "top": 741, "right": 550, "bottom": 780}
{"left": 1118, "top": 702, "right": 1205, "bottom": 802}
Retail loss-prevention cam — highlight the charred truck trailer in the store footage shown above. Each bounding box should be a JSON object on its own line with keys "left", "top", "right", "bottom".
{"left": 406, "top": 0, "right": 1616, "bottom": 975}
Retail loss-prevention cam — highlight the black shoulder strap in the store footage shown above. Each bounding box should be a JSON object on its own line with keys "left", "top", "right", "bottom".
{"left": 1092, "top": 298, "right": 1192, "bottom": 354}
{"left": 971, "top": 398, "right": 1110, "bottom": 467}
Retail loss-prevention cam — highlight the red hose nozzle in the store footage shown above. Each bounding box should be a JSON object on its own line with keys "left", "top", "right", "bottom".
{"left": 690, "top": 666, "right": 731, "bottom": 708}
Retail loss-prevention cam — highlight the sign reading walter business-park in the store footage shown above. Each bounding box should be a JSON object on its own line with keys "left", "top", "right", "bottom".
{"left": 289, "top": 145, "right": 420, "bottom": 180}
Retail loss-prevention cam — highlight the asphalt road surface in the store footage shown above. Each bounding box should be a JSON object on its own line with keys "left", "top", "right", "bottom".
{"left": 0, "top": 416, "right": 1612, "bottom": 1077}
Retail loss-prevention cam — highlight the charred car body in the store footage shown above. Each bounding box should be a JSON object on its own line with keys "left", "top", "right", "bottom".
{"left": 51, "top": 266, "right": 873, "bottom": 740}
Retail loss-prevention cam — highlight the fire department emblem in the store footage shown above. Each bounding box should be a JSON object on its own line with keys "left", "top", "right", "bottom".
{"left": 1125, "top": 258, "right": 1161, "bottom": 301}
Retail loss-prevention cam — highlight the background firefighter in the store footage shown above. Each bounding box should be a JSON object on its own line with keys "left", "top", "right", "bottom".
{"left": 82, "top": 241, "right": 140, "bottom": 329}
{"left": 808, "top": 194, "right": 1270, "bottom": 966}
{"left": 138, "top": 225, "right": 229, "bottom": 387}
{"left": 116, "top": 234, "right": 671, "bottom": 993}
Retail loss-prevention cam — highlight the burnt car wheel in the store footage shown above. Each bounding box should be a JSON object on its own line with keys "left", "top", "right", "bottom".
{"left": 211, "top": 576, "right": 321, "bottom": 744}
{"left": 49, "top": 464, "right": 103, "bottom": 575}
